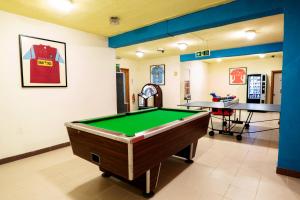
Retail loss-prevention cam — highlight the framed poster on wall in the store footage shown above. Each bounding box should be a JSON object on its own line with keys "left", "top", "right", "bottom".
{"left": 150, "top": 64, "right": 165, "bottom": 85}
{"left": 19, "top": 34, "right": 67, "bottom": 87}
{"left": 229, "top": 67, "right": 247, "bottom": 85}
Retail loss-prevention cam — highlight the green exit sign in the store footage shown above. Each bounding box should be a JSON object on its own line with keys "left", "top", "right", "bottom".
{"left": 195, "top": 50, "right": 210, "bottom": 57}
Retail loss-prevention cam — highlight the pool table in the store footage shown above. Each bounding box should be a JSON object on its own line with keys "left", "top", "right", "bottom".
{"left": 65, "top": 108, "right": 210, "bottom": 197}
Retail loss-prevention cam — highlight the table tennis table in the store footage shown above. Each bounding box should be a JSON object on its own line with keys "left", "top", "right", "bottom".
{"left": 179, "top": 100, "right": 281, "bottom": 141}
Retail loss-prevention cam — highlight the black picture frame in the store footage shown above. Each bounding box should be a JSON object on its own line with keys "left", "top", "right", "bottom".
{"left": 19, "top": 34, "right": 67, "bottom": 87}
{"left": 150, "top": 64, "right": 165, "bottom": 85}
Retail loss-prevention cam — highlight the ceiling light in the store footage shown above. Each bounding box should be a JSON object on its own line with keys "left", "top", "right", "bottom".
{"left": 136, "top": 51, "right": 144, "bottom": 58}
{"left": 245, "top": 30, "right": 256, "bottom": 40}
{"left": 177, "top": 43, "right": 188, "bottom": 51}
{"left": 217, "top": 58, "right": 222, "bottom": 62}
{"left": 48, "top": 0, "right": 74, "bottom": 12}
{"left": 258, "top": 54, "right": 266, "bottom": 58}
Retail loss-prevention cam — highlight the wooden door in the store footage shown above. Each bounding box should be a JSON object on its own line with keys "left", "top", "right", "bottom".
{"left": 271, "top": 70, "right": 282, "bottom": 104}
{"left": 120, "top": 68, "right": 130, "bottom": 111}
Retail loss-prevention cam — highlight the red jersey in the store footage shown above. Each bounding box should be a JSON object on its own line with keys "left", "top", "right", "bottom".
{"left": 23, "top": 45, "right": 64, "bottom": 83}
{"left": 230, "top": 68, "right": 246, "bottom": 84}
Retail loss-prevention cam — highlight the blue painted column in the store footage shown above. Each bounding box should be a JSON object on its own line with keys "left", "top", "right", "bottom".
{"left": 278, "top": 0, "right": 300, "bottom": 172}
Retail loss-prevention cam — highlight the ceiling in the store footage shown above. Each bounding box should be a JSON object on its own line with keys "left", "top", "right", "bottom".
{"left": 0, "top": 0, "right": 232, "bottom": 36}
{"left": 116, "top": 14, "right": 284, "bottom": 60}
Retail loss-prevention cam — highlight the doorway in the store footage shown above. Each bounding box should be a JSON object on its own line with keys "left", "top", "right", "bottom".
{"left": 120, "top": 68, "right": 130, "bottom": 112}
{"left": 271, "top": 70, "right": 282, "bottom": 104}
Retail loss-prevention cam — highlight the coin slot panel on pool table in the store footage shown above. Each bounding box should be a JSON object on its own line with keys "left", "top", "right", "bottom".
{"left": 91, "top": 153, "right": 100, "bottom": 164}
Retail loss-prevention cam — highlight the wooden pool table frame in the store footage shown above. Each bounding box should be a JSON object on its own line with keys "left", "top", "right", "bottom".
{"left": 65, "top": 108, "right": 210, "bottom": 197}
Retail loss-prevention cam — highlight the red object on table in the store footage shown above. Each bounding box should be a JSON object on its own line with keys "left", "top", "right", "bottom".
{"left": 211, "top": 95, "right": 236, "bottom": 116}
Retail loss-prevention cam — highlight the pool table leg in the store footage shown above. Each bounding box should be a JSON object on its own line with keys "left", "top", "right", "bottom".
{"left": 175, "top": 140, "right": 198, "bottom": 163}
{"left": 143, "top": 163, "right": 161, "bottom": 198}
{"left": 101, "top": 171, "right": 112, "bottom": 178}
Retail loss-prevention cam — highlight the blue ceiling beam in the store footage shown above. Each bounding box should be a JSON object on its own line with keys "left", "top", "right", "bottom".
{"left": 108, "top": 0, "right": 284, "bottom": 48}
{"left": 180, "top": 42, "right": 283, "bottom": 62}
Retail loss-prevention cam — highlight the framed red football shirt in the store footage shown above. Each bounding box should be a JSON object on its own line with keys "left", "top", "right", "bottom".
{"left": 23, "top": 45, "right": 64, "bottom": 83}
{"left": 19, "top": 35, "right": 67, "bottom": 87}
{"left": 229, "top": 67, "right": 247, "bottom": 85}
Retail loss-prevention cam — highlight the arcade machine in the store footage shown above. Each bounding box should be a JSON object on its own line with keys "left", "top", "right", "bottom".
{"left": 138, "top": 84, "right": 163, "bottom": 110}
{"left": 247, "top": 74, "right": 267, "bottom": 103}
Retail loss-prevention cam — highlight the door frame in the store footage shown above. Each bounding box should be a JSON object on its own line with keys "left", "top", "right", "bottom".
{"left": 270, "top": 70, "right": 282, "bottom": 104}
{"left": 120, "top": 68, "right": 130, "bottom": 111}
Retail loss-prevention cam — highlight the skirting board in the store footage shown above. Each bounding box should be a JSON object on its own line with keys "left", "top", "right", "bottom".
{"left": 276, "top": 167, "right": 300, "bottom": 178}
{"left": 0, "top": 142, "right": 70, "bottom": 165}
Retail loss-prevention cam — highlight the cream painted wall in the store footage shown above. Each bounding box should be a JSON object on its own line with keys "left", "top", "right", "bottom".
{"left": 180, "top": 61, "right": 210, "bottom": 103}
{"left": 117, "top": 56, "right": 282, "bottom": 114}
{"left": 117, "top": 56, "right": 181, "bottom": 110}
{"left": 207, "top": 57, "right": 282, "bottom": 103}
{"left": 0, "top": 11, "right": 116, "bottom": 159}
{"left": 135, "top": 56, "right": 181, "bottom": 108}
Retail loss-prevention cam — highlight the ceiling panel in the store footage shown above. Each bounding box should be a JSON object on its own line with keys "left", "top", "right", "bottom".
{"left": 0, "top": 0, "right": 232, "bottom": 36}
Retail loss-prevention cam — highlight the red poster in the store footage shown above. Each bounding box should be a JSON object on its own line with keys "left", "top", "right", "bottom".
{"left": 229, "top": 67, "right": 247, "bottom": 85}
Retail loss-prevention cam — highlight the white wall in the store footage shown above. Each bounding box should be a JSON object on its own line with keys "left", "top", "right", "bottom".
{"left": 0, "top": 11, "right": 116, "bottom": 159}
{"left": 116, "top": 56, "right": 282, "bottom": 114}
{"left": 136, "top": 56, "right": 181, "bottom": 108}
{"left": 117, "top": 56, "right": 184, "bottom": 110}
{"left": 180, "top": 61, "right": 210, "bottom": 103}
{"left": 207, "top": 57, "right": 282, "bottom": 103}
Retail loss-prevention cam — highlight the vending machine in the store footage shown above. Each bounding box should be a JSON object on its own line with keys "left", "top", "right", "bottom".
{"left": 247, "top": 74, "right": 267, "bottom": 103}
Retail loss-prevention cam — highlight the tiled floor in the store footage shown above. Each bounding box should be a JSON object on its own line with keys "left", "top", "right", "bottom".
{"left": 1, "top": 112, "right": 300, "bottom": 200}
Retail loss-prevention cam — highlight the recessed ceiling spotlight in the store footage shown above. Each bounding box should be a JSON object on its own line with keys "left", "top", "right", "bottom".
{"left": 110, "top": 16, "right": 120, "bottom": 25}
{"left": 48, "top": 0, "right": 74, "bottom": 12}
{"left": 177, "top": 43, "right": 188, "bottom": 51}
{"left": 217, "top": 58, "right": 222, "bottom": 62}
{"left": 136, "top": 51, "right": 144, "bottom": 58}
{"left": 245, "top": 30, "right": 257, "bottom": 40}
{"left": 258, "top": 54, "right": 266, "bottom": 58}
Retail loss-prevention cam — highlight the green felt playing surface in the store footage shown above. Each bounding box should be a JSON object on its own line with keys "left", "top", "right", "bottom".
{"left": 81, "top": 109, "right": 198, "bottom": 137}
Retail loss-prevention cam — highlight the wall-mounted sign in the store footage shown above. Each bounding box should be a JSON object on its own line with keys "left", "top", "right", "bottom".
{"left": 195, "top": 50, "right": 210, "bottom": 57}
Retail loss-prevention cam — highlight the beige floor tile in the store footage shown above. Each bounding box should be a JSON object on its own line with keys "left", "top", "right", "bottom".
{"left": 224, "top": 185, "right": 256, "bottom": 200}
{"left": 210, "top": 167, "right": 238, "bottom": 184}
{"left": 198, "top": 192, "right": 224, "bottom": 200}
{"left": 194, "top": 176, "right": 231, "bottom": 196}
{"left": 232, "top": 167, "right": 261, "bottom": 192}
{"left": 152, "top": 183, "right": 202, "bottom": 200}
{"left": 166, "top": 163, "right": 213, "bottom": 190}
{"left": 195, "top": 148, "right": 225, "bottom": 168}
{"left": 256, "top": 177, "right": 300, "bottom": 200}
